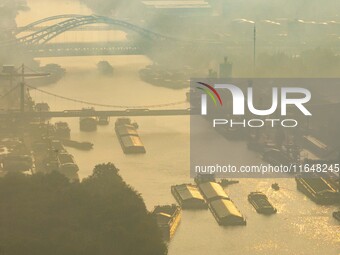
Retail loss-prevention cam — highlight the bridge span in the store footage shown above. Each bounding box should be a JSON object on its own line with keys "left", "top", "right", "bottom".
{"left": 0, "top": 109, "right": 194, "bottom": 119}
{"left": 29, "top": 42, "right": 144, "bottom": 57}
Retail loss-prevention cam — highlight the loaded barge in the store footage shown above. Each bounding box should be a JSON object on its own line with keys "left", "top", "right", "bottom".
{"left": 115, "top": 118, "right": 146, "bottom": 154}
{"left": 171, "top": 184, "right": 207, "bottom": 209}
{"left": 198, "top": 181, "right": 246, "bottom": 226}
{"left": 79, "top": 108, "right": 97, "bottom": 132}
{"left": 295, "top": 176, "right": 339, "bottom": 204}
{"left": 153, "top": 205, "right": 181, "bottom": 241}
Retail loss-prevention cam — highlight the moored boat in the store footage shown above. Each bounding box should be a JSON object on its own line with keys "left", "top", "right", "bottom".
{"left": 54, "top": 121, "right": 71, "bottom": 139}
{"left": 152, "top": 205, "right": 181, "bottom": 241}
{"left": 79, "top": 108, "right": 97, "bottom": 132}
{"left": 198, "top": 181, "right": 229, "bottom": 202}
{"left": 209, "top": 198, "right": 246, "bottom": 226}
{"left": 194, "top": 173, "right": 216, "bottom": 184}
{"left": 115, "top": 118, "right": 145, "bottom": 154}
{"left": 272, "top": 183, "right": 280, "bottom": 191}
{"left": 219, "top": 179, "right": 239, "bottom": 187}
{"left": 171, "top": 184, "right": 207, "bottom": 209}
{"left": 295, "top": 176, "right": 339, "bottom": 204}
{"left": 62, "top": 139, "right": 93, "bottom": 150}
{"left": 248, "top": 192, "right": 277, "bottom": 214}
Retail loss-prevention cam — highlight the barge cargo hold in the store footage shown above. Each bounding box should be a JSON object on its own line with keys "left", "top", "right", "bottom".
{"left": 209, "top": 198, "right": 246, "bottom": 226}
{"left": 295, "top": 177, "right": 339, "bottom": 204}
{"left": 115, "top": 118, "right": 146, "bottom": 154}
{"left": 198, "top": 182, "right": 229, "bottom": 202}
{"left": 153, "top": 205, "right": 181, "bottom": 241}
{"left": 171, "top": 184, "right": 207, "bottom": 209}
{"left": 248, "top": 192, "right": 277, "bottom": 214}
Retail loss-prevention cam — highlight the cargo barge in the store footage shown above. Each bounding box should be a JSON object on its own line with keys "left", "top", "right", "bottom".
{"left": 62, "top": 139, "right": 93, "bottom": 151}
{"left": 171, "top": 184, "right": 207, "bottom": 209}
{"left": 198, "top": 182, "right": 246, "bottom": 226}
{"left": 115, "top": 118, "right": 146, "bottom": 154}
{"left": 57, "top": 153, "right": 79, "bottom": 174}
{"left": 79, "top": 108, "right": 97, "bottom": 132}
{"left": 54, "top": 122, "right": 71, "bottom": 139}
{"left": 198, "top": 181, "right": 229, "bottom": 202}
{"left": 152, "top": 205, "right": 181, "bottom": 241}
{"left": 300, "top": 135, "right": 329, "bottom": 158}
{"left": 295, "top": 176, "right": 339, "bottom": 204}
{"left": 209, "top": 198, "right": 246, "bottom": 226}
{"left": 248, "top": 192, "right": 277, "bottom": 214}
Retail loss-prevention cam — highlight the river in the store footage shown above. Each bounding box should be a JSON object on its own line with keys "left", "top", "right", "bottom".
{"left": 17, "top": 1, "right": 339, "bottom": 255}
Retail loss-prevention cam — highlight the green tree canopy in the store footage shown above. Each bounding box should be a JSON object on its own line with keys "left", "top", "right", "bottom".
{"left": 0, "top": 163, "right": 167, "bottom": 255}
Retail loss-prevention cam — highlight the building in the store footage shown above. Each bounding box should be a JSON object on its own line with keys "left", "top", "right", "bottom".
{"left": 219, "top": 56, "right": 233, "bottom": 78}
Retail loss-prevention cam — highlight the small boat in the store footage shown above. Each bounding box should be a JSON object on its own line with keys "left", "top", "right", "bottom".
{"left": 248, "top": 192, "right": 277, "bottom": 215}
{"left": 194, "top": 173, "right": 216, "bottom": 184}
{"left": 219, "top": 179, "right": 239, "bottom": 187}
{"left": 271, "top": 183, "right": 280, "bottom": 191}
{"left": 62, "top": 139, "right": 93, "bottom": 150}
{"left": 97, "top": 61, "right": 114, "bottom": 76}
{"left": 333, "top": 211, "right": 340, "bottom": 221}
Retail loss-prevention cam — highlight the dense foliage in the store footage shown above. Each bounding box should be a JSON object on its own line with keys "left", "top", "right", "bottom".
{"left": 0, "top": 163, "right": 167, "bottom": 255}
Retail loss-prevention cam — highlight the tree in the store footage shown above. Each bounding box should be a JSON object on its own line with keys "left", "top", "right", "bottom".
{"left": 0, "top": 163, "right": 167, "bottom": 255}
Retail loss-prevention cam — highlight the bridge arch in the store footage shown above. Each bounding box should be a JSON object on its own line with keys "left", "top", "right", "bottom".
{"left": 16, "top": 15, "right": 174, "bottom": 46}
{"left": 15, "top": 14, "right": 84, "bottom": 35}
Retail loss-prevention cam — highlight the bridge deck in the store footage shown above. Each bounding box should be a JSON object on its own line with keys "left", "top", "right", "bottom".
{"left": 0, "top": 109, "right": 194, "bottom": 118}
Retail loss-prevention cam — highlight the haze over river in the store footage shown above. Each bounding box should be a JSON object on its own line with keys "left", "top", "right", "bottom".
{"left": 17, "top": 1, "right": 339, "bottom": 254}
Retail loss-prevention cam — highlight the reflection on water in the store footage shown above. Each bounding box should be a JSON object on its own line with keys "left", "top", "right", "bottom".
{"left": 17, "top": 1, "right": 340, "bottom": 255}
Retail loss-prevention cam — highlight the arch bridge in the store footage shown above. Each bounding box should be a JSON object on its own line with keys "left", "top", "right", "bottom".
{"left": 15, "top": 14, "right": 174, "bottom": 47}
